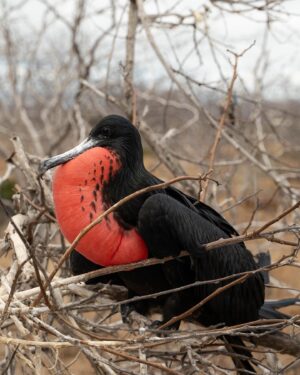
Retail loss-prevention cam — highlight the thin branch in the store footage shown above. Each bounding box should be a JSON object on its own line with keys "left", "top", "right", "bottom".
{"left": 201, "top": 42, "right": 255, "bottom": 201}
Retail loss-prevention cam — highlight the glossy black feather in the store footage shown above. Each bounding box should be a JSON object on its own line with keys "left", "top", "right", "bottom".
{"left": 96, "top": 120, "right": 265, "bottom": 327}
{"left": 61, "top": 115, "right": 266, "bottom": 373}
{"left": 137, "top": 193, "right": 264, "bottom": 326}
{"left": 259, "top": 298, "right": 300, "bottom": 319}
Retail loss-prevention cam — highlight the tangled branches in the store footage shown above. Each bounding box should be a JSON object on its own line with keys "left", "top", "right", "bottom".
{"left": 0, "top": 138, "right": 299, "bottom": 374}
{"left": 1, "top": 1, "right": 300, "bottom": 374}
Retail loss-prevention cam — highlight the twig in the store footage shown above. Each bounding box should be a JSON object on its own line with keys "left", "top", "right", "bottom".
{"left": 251, "top": 200, "right": 300, "bottom": 235}
{"left": 101, "top": 347, "right": 181, "bottom": 375}
{"left": 32, "top": 184, "right": 299, "bottom": 307}
{"left": 201, "top": 42, "right": 255, "bottom": 201}
{"left": 0, "top": 246, "right": 292, "bottom": 309}
{"left": 124, "top": 0, "right": 138, "bottom": 120}
{"left": 0, "top": 258, "right": 29, "bottom": 326}
{"left": 159, "top": 274, "right": 249, "bottom": 329}
{"left": 1, "top": 200, "right": 52, "bottom": 309}
{"left": 32, "top": 175, "right": 202, "bottom": 306}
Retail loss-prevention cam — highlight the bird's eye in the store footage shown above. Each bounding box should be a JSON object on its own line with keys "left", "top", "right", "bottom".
{"left": 101, "top": 127, "right": 111, "bottom": 138}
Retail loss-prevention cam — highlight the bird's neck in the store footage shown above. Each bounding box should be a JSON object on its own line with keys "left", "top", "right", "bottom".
{"left": 103, "top": 162, "right": 159, "bottom": 227}
{"left": 53, "top": 146, "right": 121, "bottom": 224}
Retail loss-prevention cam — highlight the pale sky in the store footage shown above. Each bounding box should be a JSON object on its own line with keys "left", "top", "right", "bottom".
{"left": 2, "top": 0, "right": 300, "bottom": 99}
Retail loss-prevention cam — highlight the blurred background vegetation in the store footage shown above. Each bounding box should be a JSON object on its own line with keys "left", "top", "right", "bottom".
{"left": 0, "top": 1, "right": 300, "bottom": 373}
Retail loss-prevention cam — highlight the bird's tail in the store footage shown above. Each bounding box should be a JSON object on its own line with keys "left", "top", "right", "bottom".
{"left": 259, "top": 298, "right": 300, "bottom": 319}
{"left": 222, "top": 251, "right": 299, "bottom": 374}
{"left": 255, "top": 251, "right": 300, "bottom": 319}
{"left": 223, "top": 298, "right": 300, "bottom": 374}
{"left": 223, "top": 335, "right": 256, "bottom": 374}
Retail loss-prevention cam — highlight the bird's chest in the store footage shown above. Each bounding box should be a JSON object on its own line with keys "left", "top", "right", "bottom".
{"left": 52, "top": 147, "right": 148, "bottom": 266}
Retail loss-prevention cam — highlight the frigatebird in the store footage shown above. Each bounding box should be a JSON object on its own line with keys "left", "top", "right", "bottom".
{"left": 40, "top": 115, "right": 266, "bottom": 373}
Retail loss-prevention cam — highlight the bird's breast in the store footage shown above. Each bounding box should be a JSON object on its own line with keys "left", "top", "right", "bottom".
{"left": 52, "top": 147, "right": 148, "bottom": 266}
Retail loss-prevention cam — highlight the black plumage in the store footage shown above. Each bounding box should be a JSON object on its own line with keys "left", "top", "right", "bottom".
{"left": 42, "top": 115, "right": 266, "bottom": 374}
{"left": 86, "top": 115, "right": 264, "bottom": 325}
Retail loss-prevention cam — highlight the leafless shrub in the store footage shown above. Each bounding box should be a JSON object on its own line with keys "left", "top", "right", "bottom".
{"left": 1, "top": 1, "right": 300, "bottom": 374}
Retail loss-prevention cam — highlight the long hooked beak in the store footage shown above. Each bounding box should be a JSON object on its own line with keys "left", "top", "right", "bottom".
{"left": 39, "top": 137, "right": 98, "bottom": 176}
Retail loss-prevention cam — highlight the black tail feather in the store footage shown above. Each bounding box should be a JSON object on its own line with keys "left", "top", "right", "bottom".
{"left": 260, "top": 298, "right": 300, "bottom": 319}
{"left": 222, "top": 297, "right": 300, "bottom": 373}
{"left": 223, "top": 335, "right": 256, "bottom": 374}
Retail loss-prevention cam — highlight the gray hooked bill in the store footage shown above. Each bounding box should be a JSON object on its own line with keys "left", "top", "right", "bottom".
{"left": 38, "top": 137, "right": 98, "bottom": 176}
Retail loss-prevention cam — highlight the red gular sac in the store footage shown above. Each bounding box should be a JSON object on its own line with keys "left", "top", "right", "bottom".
{"left": 52, "top": 147, "right": 148, "bottom": 266}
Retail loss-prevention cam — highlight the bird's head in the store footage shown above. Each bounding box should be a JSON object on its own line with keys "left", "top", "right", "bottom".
{"left": 39, "top": 115, "right": 144, "bottom": 175}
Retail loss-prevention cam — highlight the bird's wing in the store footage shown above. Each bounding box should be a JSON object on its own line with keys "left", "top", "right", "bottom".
{"left": 165, "top": 186, "right": 241, "bottom": 238}
{"left": 138, "top": 190, "right": 246, "bottom": 259}
{"left": 137, "top": 192, "right": 265, "bottom": 325}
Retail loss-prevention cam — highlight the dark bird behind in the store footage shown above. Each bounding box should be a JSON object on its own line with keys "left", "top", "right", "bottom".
{"left": 40, "top": 115, "right": 265, "bottom": 373}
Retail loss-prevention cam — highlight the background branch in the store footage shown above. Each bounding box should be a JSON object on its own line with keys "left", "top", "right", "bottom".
{"left": 0, "top": 1, "right": 300, "bottom": 373}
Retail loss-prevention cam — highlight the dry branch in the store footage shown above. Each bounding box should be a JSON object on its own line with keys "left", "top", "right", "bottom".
{"left": 1, "top": 1, "right": 300, "bottom": 373}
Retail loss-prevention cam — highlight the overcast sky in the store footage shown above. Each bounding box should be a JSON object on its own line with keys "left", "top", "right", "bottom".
{"left": 2, "top": 0, "right": 300, "bottom": 100}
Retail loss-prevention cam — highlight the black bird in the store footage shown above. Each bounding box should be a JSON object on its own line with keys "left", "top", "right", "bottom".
{"left": 40, "top": 115, "right": 265, "bottom": 374}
